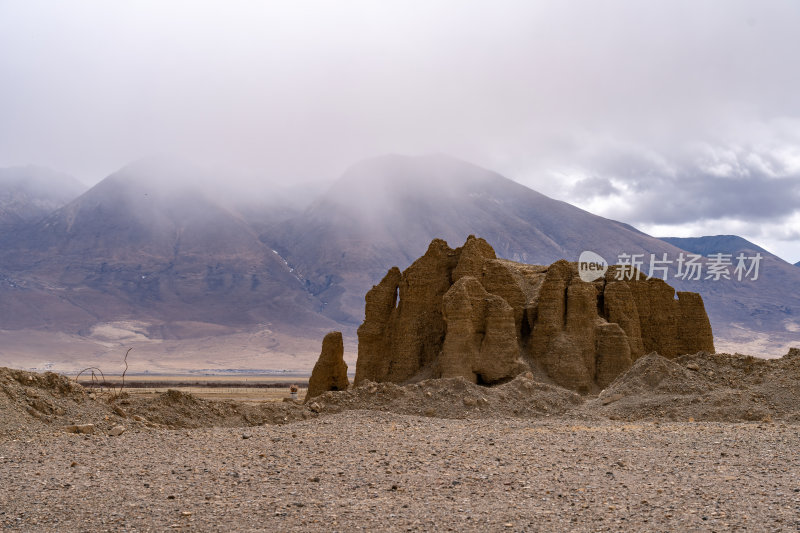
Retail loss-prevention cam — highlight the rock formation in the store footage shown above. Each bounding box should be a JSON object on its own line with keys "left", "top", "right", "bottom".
{"left": 355, "top": 236, "right": 715, "bottom": 393}
{"left": 305, "top": 331, "right": 349, "bottom": 402}
{"left": 439, "top": 276, "right": 527, "bottom": 384}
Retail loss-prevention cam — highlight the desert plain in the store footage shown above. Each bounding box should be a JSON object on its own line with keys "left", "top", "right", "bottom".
{"left": 2, "top": 348, "right": 800, "bottom": 532}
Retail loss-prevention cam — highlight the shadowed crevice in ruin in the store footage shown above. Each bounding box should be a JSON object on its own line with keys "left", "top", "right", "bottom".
{"left": 519, "top": 308, "right": 532, "bottom": 353}
{"left": 596, "top": 285, "right": 606, "bottom": 320}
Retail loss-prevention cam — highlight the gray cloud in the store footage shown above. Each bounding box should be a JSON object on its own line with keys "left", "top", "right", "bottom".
{"left": 569, "top": 176, "right": 622, "bottom": 200}
{"left": 638, "top": 173, "right": 800, "bottom": 224}
{"left": 569, "top": 142, "right": 800, "bottom": 224}
{"left": 0, "top": 0, "right": 799, "bottom": 259}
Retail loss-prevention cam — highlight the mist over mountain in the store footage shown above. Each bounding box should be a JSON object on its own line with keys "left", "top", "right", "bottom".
{"left": 0, "top": 166, "right": 85, "bottom": 233}
{"left": 268, "top": 155, "right": 799, "bottom": 348}
{"left": 270, "top": 154, "right": 694, "bottom": 323}
{"left": 0, "top": 159, "right": 331, "bottom": 336}
{"left": 0, "top": 154, "right": 797, "bottom": 368}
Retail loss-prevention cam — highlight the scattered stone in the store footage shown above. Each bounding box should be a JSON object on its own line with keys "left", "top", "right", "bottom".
{"left": 63, "top": 424, "right": 94, "bottom": 435}
{"left": 600, "top": 394, "right": 625, "bottom": 406}
{"left": 108, "top": 425, "right": 126, "bottom": 437}
{"left": 2, "top": 410, "right": 798, "bottom": 530}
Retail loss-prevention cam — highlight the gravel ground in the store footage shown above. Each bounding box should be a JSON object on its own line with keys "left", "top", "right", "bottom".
{"left": 2, "top": 410, "right": 799, "bottom": 532}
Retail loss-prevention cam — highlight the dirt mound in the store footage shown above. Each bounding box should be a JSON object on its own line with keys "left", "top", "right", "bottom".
{"left": 0, "top": 367, "right": 311, "bottom": 439}
{"left": 0, "top": 367, "right": 82, "bottom": 396}
{"left": 599, "top": 352, "right": 712, "bottom": 396}
{"left": 122, "top": 389, "right": 308, "bottom": 429}
{"left": 588, "top": 348, "right": 800, "bottom": 422}
{"left": 307, "top": 372, "right": 584, "bottom": 419}
{"left": 0, "top": 367, "right": 112, "bottom": 439}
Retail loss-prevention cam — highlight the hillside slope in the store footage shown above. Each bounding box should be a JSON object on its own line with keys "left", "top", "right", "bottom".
{"left": 0, "top": 160, "right": 330, "bottom": 336}
{"left": 660, "top": 235, "right": 770, "bottom": 257}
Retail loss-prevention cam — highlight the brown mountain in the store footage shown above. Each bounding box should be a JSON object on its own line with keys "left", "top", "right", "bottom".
{"left": 0, "top": 159, "right": 330, "bottom": 336}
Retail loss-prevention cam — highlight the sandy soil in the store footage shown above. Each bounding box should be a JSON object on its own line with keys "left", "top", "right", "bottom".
{"left": 1, "top": 412, "right": 798, "bottom": 532}
{"left": 1, "top": 348, "right": 799, "bottom": 531}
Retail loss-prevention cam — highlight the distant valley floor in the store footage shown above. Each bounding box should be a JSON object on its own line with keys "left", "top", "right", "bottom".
{"left": 0, "top": 325, "right": 358, "bottom": 375}
{"left": 0, "top": 322, "right": 795, "bottom": 379}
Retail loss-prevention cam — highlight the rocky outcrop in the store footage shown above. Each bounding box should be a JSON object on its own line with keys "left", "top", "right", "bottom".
{"left": 355, "top": 240, "right": 460, "bottom": 385}
{"left": 354, "top": 236, "right": 715, "bottom": 393}
{"left": 675, "top": 292, "right": 716, "bottom": 356}
{"left": 439, "top": 277, "right": 527, "bottom": 384}
{"left": 594, "top": 323, "right": 633, "bottom": 389}
{"left": 305, "top": 331, "right": 349, "bottom": 402}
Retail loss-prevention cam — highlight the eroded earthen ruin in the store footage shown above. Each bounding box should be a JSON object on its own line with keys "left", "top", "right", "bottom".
{"left": 305, "top": 331, "right": 349, "bottom": 402}
{"left": 354, "top": 236, "right": 714, "bottom": 393}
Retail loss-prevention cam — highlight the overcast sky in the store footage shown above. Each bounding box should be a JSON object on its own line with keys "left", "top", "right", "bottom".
{"left": 1, "top": 1, "right": 799, "bottom": 262}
